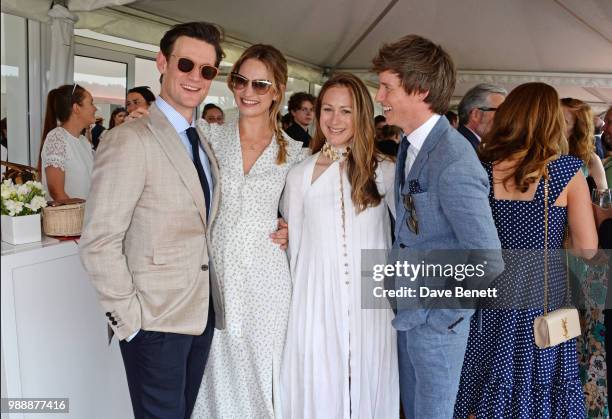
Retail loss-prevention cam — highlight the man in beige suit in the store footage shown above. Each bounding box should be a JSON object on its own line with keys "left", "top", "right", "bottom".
{"left": 80, "top": 22, "right": 225, "bottom": 419}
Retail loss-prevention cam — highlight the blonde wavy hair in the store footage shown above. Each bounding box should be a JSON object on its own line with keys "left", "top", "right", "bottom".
{"left": 561, "top": 97, "right": 595, "bottom": 165}
{"left": 479, "top": 82, "right": 568, "bottom": 192}
{"left": 310, "top": 73, "right": 382, "bottom": 212}
{"left": 228, "top": 44, "right": 288, "bottom": 164}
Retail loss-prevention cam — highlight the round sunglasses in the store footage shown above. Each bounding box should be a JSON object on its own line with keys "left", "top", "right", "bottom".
{"left": 229, "top": 72, "right": 273, "bottom": 95}
{"left": 171, "top": 55, "right": 218, "bottom": 80}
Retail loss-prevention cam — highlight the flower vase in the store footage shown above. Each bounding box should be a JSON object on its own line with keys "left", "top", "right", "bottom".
{"left": 1, "top": 213, "right": 42, "bottom": 245}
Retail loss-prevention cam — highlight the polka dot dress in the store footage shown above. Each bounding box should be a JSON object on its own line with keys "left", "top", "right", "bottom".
{"left": 454, "top": 155, "right": 586, "bottom": 419}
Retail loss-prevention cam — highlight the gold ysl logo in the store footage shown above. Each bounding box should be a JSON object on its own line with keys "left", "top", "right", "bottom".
{"left": 561, "top": 318, "right": 569, "bottom": 338}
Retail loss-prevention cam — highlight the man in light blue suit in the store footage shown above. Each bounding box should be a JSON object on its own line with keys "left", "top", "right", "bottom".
{"left": 373, "top": 35, "right": 502, "bottom": 418}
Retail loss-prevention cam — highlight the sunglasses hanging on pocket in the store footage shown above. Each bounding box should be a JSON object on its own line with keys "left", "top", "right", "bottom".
{"left": 402, "top": 193, "right": 419, "bottom": 235}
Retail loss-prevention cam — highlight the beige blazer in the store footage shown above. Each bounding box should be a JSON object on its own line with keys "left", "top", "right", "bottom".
{"left": 79, "top": 104, "right": 224, "bottom": 341}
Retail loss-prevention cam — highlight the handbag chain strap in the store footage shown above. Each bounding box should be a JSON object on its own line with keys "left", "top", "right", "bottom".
{"left": 543, "top": 169, "right": 549, "bottom": 316}
{"left": 543, "top": 166, "right": 573, "bottom": 317}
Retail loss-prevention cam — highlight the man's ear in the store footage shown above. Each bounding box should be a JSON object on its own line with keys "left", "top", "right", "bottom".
{"left": 468, "top": 108, "right": 481, "bottom": 125}
{"left": 156, "top": 51, "right": 167, "bottom": 76}
{"left": 417, "top": 89, "right": 429, "bottom": 102}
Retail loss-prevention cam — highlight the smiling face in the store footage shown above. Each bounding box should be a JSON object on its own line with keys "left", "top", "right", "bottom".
{"left": 156, "top": 36, "right": 217, "bottom": 122}
{"left": 375, "top": 70, "right": 430, "bottom": 135}
{"left": 233, "top": 58, "right": 277, "bottom": 119}
{"left": 319, "top": 86, "right": 354, "bottom": 148}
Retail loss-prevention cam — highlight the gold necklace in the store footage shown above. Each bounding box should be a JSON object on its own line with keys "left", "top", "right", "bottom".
{"left": 321, "top": 141, "right": 350, "bottom": 161}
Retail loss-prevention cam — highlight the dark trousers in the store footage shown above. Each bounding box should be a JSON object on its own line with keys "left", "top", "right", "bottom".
{"left": 119, "top": 301, "right": 215, "bottom": 419}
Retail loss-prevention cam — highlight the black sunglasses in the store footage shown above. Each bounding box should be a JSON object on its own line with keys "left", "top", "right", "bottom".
{"left": 403, "top": 194, "right": 419, "bottom": 235}
{"left": 171, "top": 55, "right": 218, "bottom": 80}
{"left": 229, "top": 72, "right": 273, "bottom": 95}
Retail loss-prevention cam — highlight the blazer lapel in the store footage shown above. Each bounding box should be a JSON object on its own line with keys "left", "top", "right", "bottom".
{"left": 147, "top": 104, "right": 207, "bottom": 226}
{"left": 403, "top": 116, "right": 449, "bottom": 194}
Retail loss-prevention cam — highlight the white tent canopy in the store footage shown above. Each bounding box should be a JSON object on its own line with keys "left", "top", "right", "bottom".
{"left": 2, "top": 0, "right": 612, "bottom": 111}
{"left": 125, "top": 0, "right": 612, "bottom": 111}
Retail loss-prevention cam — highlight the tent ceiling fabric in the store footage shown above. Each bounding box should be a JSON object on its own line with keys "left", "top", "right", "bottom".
{"left": 2, "top": 0, "right": 611, "bottom": 109}
{"left": 127, "top": 0, "right": 612, "bottom": 110}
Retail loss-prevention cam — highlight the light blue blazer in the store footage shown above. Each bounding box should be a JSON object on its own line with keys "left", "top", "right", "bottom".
{"left": 392, "top": 116, "right": 502, "bottom": 332}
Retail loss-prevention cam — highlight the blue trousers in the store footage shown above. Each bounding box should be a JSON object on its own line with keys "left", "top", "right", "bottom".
{"left": 397, "top": 316, "right": 470, "bottom": 419}
{"left": 119, "top": 302, "right": 215, "bottom": 419}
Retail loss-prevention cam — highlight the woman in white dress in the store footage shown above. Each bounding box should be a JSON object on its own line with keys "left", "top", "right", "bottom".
{"left": 192, "top": 44, "right": 306, "bottom": 419}
{"left": 281, "top": 73, "right": 399, "bottom": 419}
{"left": 38, "top": 84, "right": 95, "bottom": 200}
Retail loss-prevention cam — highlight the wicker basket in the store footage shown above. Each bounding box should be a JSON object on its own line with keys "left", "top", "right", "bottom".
{"left": 42, "top": 200, "right": 86, "bottom": 237}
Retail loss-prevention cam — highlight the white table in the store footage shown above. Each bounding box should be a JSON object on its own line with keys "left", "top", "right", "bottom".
{"left": 1, "top": 237, "right": 132, "bottom": 418}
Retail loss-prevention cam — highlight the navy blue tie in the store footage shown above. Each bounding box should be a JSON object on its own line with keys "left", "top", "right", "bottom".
{"left": 397, "top": 136, "right": 411, "bottom": 189}
{"left": 185, "top": 127, "right": 211, "bottom": 219}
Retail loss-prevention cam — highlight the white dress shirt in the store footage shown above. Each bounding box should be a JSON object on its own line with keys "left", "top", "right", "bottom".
{"left": 403, "top": 114, "right": 441, "bottom": 179}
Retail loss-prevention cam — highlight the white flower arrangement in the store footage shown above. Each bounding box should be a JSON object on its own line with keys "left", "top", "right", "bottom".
{"left": 1, "top": 179, "right": 48, "bottom": 217}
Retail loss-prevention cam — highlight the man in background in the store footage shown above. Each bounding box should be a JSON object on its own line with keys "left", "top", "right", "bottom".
{"left": 457, "top": 83, "right": 507, "bottom": 150}
{"left": 285, "top": 91, "right": 315, "bottom": 148}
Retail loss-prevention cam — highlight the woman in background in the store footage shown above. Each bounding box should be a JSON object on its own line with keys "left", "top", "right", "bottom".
{"left": 108, "top": 107, "right": 128, "bottom": 130}
{"left": 455, "top": 83, "right": 598, "bottom": 418}
{"left": 38, "top": 84, "right": 95, "bottom": 200}
{"left": 281, "top": 73, "right": 398, "bottom": 419}
{"left": 192, "top": 44, "right": 305, "bottom": 419}
{"left": 561, "top": 98, "right": 607, "bottom": 189}
{"left": 561, "top": 97, "right": 609, "bottom": 419}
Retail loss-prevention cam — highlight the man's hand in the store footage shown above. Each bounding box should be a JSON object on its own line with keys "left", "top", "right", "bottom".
{"left": 270, "top": 218, "right": 288, "bottom": 250}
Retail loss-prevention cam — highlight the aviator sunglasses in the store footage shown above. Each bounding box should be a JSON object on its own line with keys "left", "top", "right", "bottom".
{"left": 171, "top": 55, "right": 218, "bottom": 80}
{"left": 229, "top": 72, "right": 273, "bottom": 95}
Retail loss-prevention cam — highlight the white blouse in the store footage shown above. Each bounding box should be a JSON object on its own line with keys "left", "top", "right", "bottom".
{"left": 41, "top": 127, "right": 94, "bottom": 199}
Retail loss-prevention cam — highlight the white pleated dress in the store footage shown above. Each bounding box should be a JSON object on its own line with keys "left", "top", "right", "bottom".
{"left": 280, "top": 152, "right": 399, "bottom": 419}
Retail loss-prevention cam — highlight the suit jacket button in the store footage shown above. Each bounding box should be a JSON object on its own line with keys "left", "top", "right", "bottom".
{"left": 105, "top": 312, "right": 111, "bottom": 317}
{"left": 201, "top": 264, "right": 209, "bottom": 271}
{"left": 111, "top": 321, "right": 117, "bottom": 325}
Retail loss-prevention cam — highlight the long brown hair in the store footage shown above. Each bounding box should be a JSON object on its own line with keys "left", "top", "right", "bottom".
{"left": 38, "top": 84, "right": 88, "bottom": 173}
{"left": 310, "top": 73, "right": 382, "bottom": 212}
{"left": 228, "top": 44, "right": 288, "bottom": 164}
{"left": 479, "top": 82, "right": 567, "bottom": 192}
{"left": 561, "top": 97, "right": 594, "bottom": 164}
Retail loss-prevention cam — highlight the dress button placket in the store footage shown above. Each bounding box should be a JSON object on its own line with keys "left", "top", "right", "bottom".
{"left": 339, "top": 163, "right": 350, "bottom": 285}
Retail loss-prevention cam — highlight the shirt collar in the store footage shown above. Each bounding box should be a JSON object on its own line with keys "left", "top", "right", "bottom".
{"left": 155, "top": 96, "right": 193, "bottom": 134}
{"left": 402, "top": 114, "right": 441, "bottom": 151}
{"left": 465, "top": 125, "right": 481, "bottom": 141}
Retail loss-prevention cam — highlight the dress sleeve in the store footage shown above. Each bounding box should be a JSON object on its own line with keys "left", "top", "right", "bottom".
{"left": 378, "top": 158, "right": 396, "bottom": 219}
{"left": 41, "top": 129, "right": 68, "bottom": 171}
{"left": 281, "top": 160, "right": 308, "bottom": 284}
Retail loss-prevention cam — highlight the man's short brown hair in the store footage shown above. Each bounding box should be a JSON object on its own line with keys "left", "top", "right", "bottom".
{"left": 372, "top": 35, "right": 456, "bottom": 114}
